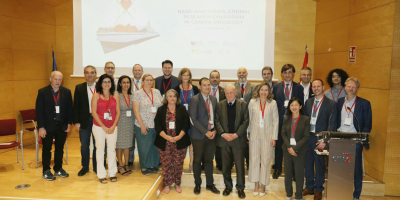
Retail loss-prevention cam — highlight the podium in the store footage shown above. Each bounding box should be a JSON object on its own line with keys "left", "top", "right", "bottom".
{"left": 315, "top": 131, "right": 369, "bottom": 200}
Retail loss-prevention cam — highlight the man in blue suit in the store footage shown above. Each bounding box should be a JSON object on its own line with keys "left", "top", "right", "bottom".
{"left": 272, "top": 64, "right": 304, "bottom": 179}
{"left": 303, "top": 79, "right": 337, "bottom": 200}
{"left": 155, "top": 60, "right": 180, "bottom": 96}
{"left": 336, "top": 77, "right": 372, "bottom": 200}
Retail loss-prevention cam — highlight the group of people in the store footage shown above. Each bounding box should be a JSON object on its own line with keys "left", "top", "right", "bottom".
{"left": 35, "top": 60, "right": 372, "bottom": 200}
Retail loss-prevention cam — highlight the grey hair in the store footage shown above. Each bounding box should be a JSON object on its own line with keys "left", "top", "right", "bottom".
{"left": 50, "top": 71, "right": 63, "bottom": 78}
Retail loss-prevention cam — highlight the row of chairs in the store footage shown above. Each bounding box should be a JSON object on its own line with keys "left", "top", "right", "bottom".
{"left": 0, "top": 109, "right": 68, "bottom": 170}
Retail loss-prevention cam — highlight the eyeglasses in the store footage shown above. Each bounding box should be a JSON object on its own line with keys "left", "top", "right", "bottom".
{"left": 105, "top": 67, "right": 115, "bottom": 70}
{"left": 332, "top": 75, "right": 341, "bottom": 78}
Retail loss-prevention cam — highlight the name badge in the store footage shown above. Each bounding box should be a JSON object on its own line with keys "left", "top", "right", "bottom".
{"left": 126, "top": 111, "right": 131, "bottom": 117}
{"left": 162, "top": 94, "right": 165, "bottom": 98}
{"left": 184, "top": 103, "right": 188, "bottom": 111}
{"left": 310, "top": 117, "right": 317, "bottom": 125}
{"left": 259, "top": 111, "right": 264, "bottom": 128}
{"left": 290, "top": 138, "right": 296, "bottom": 146}
{"left": 240, "top": 98, "right": 244, "bottom": 100}
{"left": 169, "top": 121, "right": 175, "bottom": 129}
{"left": 344, "top": 118, "right": 351, "bottom": 126}
{"left": 209, "top": 121, "right": 213, "bottom": 125}
{"left": 104, "top": 112, "right": 109, "bottom": 120}
{"left": 284, "top": 100, "right": 289, "bottom": 107}
{"left": 55, "top": 106, "right": 60, "bottom": 113}
{"left": 151, "top": 107, "right": 157, "bottom": 114}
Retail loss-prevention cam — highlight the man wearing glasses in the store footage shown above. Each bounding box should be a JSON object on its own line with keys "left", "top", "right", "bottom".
{"left": 104, "top": 61, "right": 118, "bottom": 86}
{"left": 324, "top": 69, "right": 349, "bottom": 102}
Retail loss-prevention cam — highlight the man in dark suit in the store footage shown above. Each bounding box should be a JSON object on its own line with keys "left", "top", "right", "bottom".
{"left": 215, "top": 84, "right": 249, "bottom": 199}
{"left": 303, "top": 79, "right": 337, "bottom": 200}
{"left": 336, "top": 77, "right": 372, "bottom": 200}
{"left": 36, "top": 71, "right": 72, "bottom": 181}
{"left": 272, "top": 63, "right": 304, "bottom": 179}
{"left": 189, "top": 77, "right": 220, "bottom": 195}
{"left": 300, "top": 67, "right": 314, "bottom": 102}
{"left": 73, "top": 66, "right": 97, "bottom": 176}
{"left": 155, "top": 60, "right": 180, "bottom": 96}
{"left": 256, "top": 66, "right": 275, "bottom": 92}
{"left": 234, "top": 67, "right": 256, "bottom": 169}
{"left": 209, "top": 70, "right": 226, "bottom": 170}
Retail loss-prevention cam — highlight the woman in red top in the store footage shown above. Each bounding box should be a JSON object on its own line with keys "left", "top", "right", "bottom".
{"left": 92, "top": 74, "right": 121, "bottom": 184}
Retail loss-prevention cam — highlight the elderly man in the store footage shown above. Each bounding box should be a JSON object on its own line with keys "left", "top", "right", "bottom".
{"left": 215, "top": 84, "right": 249, "bottom": 199}
{"left": 36, "top": 71, "right": 72, "bottom": 180}
{"left": 234, "top": 67, "right": 256, "bottom": 169}
{"left": 336, "top": 77, "right": 372, "bottom": 200}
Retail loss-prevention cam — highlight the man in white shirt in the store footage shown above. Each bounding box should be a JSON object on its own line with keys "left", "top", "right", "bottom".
{"left": 129, "top": 64, "right": 143, "bottom": 165}
{"left": 300, "top": 67, "right": 313, "bottom": 102}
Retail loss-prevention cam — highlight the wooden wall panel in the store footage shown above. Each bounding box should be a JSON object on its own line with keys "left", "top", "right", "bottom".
{"left": 0, "top": 15, "right": 12, "bottom": 49}
{"left": 275, "top": 0, "right": 316, "bottom": 26}
{"left": 0, "top": 81, "right": 15, "bottom": 115}
{"left": 274, "top": 54, "right": 315, "bottom": 82}
{"left": 12, "top": 50, "right": 53, "bottom": 81}
{"left": 350, "top": 0, "right": 395, "bottom": 14}
{"left": 56, "top": 26, "right": 73, "bottom": 53}
{"left": 315, "top": 17, "right": 349, "bottom": 54}
{"left": 348, "top": 3, "right": 395, "bottom": 49}
{"left": 13, "top": 79, "right": 50, "bottom": 112}
{"left": 316, "top": 0, "right": 349, "bottom": 24}
{"left": 346, "top": 47, "right": 392, "bottom": 90}
{"left": 0, "top": 49, "right": 14, "bottom": 81}
{"left": 275, "top": 26, "right": 315, "bottom": 55}
{"left": 0, "top": 0, "right": 14, "bottom": 18}
{"left": 314, "top": 52, "right": 348, "bottom": 85}
{"left": 383, "top": 174, "right": 400, "bottom": 196}
{"left": 12, "top": 18, "right": 55, "bottom": 52}
{"left": 55, "top": 0, "right": 72, "bottom": 26}
{"left": 12, "top": 0, "right": 55, "bottom": 25}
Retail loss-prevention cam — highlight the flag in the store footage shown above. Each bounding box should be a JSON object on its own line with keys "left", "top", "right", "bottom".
{"left": 52, "top": 49, "right": 57, "bottom": 71}
{"left": 302, "top": 45, "right": 308, "bottom": 68}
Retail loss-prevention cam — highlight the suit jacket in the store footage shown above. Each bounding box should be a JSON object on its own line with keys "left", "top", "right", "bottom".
{"left": 35, "top": 85, "right": 73, "bottom": 132}
{"left": 304, "top": 96, "right": 337, "bottom": 146}
{"left": 188, "top": 93, "right": 217, "bottom": 140}
{"left": 281, "top": 115, "right": 310, "bottom": 153}
{"left": 211, "top": 85, "right": 226, "bottom": 102}
{"left": 155, "top": 75, "right": 180, "bottom": 94}
{"left": 173, "top": 84, "right": 200, "bottom": 98}
{"left": 73, "top": 82, "right": 92, "bottom": 129}
{"left": 234, "top": 81, "right": 257, "bottom": 104}
{"left": 154, "top": 104, "right": 191, "bottom": 150}
{"left": 336, "top": 96, "right": 372, "bottom": 149}
{"left": 272, "top": 81, "right": 304, "bottom": 128}
{"left": 215, "top": 98, "right": 249, "bottom": 148}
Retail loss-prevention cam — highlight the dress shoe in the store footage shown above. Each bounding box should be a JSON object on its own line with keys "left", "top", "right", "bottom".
{"left": 194, "top": 185, "right": 201, "bottom": 195}
{"left": 206, "top": 184, "right": 220, "bottom": 194}
{"left": 302, "top": 188, "right": 315, "bottom": 196}
{"left": 223, "top": 188, "right": 232, "bottom": 196}
{"left": 238, "top": 189, "right": 246, "bottom": 199}
{"left": 253, "top": 191, "right": 259, "bottom": 197}
{"left": 78, "top": 167, "right": 89, "bottom": 176}
{"left": 273, "top": 170, "right": 282, "bottom": 179}
{"left": 314, "top": 191, "right": 322, "bottom": 200}
{"left": 260, "top": 192, "right": 266, "bottom": 197}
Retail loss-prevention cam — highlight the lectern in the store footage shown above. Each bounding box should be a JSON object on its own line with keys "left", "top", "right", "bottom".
{"left": 315, "top": 131, "right": 369, "bottom": 200}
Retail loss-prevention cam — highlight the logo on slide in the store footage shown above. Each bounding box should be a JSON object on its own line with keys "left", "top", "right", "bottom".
{"left": 96, "top": 0, "right": 159, "bottom": 53}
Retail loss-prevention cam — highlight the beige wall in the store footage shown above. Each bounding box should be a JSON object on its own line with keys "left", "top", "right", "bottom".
{"left": 314, "top": 0, "right": 399, "bottom": 196}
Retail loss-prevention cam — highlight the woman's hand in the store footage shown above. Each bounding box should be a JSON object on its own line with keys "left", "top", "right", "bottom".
{"left": 167, "top": 135, "right": 176, "bottom": 143}
{"left": 271, "top": 140, "right": 276, "bottom": 147}
{"left": 141, "top": 126, "right": 149, "bottom": 135}
{"left": 288, "top": 147, "right": 297, "bottom": 157}
{"left": 108, "top": 125, "right": 116, "bottom": 134}
{"left": 101, "top": 125, "right": 109, "bottom": 134}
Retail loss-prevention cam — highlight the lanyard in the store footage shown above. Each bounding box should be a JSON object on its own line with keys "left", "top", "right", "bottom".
{"left": 51, "top": 89, "right": 60, "bottom": 104}
{"left": 167, "top": 105, "right": 175, "bottom": 121}
{"left": 313, "top": 95, "right": 325, "bottom": 115}
{"left": 302, "top": 82, "right": 310, "bottom": 97}
{"left": 240, "top": 84, "right": 247, "bottom": 97}
{"left": 89, "top": 87, "right": 95, "bottom": 95}
{"left": 182, "top": 84, "right": 190, "bottom": 103}
{"left": 211, "top": 86, "right": 218, "bottom": 96}
{"left": 163, "top": 77, "right": 172, "bottom": 93}
{"left": 331, "top": 87, "right": 344, "bottom": 102}
{"left": 102, "top": 94, "right": 110, "bottom": 110}
{"left": 122, "top": 93, "right": 130, "bottom": 108}
{"left": 204, "top": 98, "right": 211, "bottom": 115}
{"left": 284, "top": 82, "right": 293, "bottom": 99}
{"left": 291, "top": 115, "right": 300, "bottom": 137}
{"left": 143, "top": 89, "right": 154, "bottom": 106}
{"left": 260, "top": 100, "right": 266, "bottom": 119}
{"left": 344, "top": 96, "right": 357, "bottom": 117}
{"left": 134, "top": 82, "right": 139, "bottom": 91}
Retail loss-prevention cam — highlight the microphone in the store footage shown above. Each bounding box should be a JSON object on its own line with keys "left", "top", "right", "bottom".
{"left": 347, "top": 107, "right": 361, "bottom": 133}
{"left": 327, "top": 109, "right": 335, "bottom": 132}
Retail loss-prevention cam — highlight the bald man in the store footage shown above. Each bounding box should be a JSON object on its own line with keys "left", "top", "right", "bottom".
{"left": 36, "top": 71, "right": 73, "bottom": 181}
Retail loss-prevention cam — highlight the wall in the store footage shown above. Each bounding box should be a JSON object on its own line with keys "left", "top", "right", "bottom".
{"left": 314, "top": 0, "right": 399, "bottom": 196}
{"left": 0, "top": 0, "right": 57, "bottom": 145}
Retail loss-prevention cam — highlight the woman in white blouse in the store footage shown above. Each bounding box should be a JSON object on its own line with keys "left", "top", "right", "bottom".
{"left": 247, "top": 83, "right": 279, "bottom": 197}
{"left": 133, "top": 74, "right": 163, "bottom": 175}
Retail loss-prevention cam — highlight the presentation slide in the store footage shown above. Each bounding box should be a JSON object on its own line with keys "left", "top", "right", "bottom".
{"left": 73, "top": 0, "right": 276, "bottom": 80}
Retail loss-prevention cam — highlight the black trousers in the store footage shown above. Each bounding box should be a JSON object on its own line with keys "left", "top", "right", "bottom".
{"left": 273, "top": 130, "right": 284, "bottom": 171}
{"left": 215, "top": 146, "right": 222, "bottom": 167}
{"left": 221, "top": 145, "right": 245, "bottom": 190}
{"left": 42, "top": 122, "right": 67, "bottom": 173}
{"left": 283, "top": 150, "right": 306, "bottom": 199}
{"left": 192, "top": 137, "right": 216, "bottom": 185}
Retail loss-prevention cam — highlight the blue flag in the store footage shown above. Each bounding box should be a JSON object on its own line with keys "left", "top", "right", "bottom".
{"left": 52, "top": 50, "right": 57, "bottom": 71}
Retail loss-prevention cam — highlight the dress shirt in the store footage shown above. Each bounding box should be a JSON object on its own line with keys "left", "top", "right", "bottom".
{"left": 302, "top": 82, "right": 311, "bottom": 102}
{"left": 201, "top": 93, "right": 214, "bottom": 129}
{"left": 87, "top": 83, "right": 96, "bottom": 113}
{"left": 211, "top": 86, "right": 219, "bottom": 102}
{"left": 338, "top": 96, "right": 357, "bottom": 133}
{"left": 310, "top": 96, "right": 324, "bottom": 133}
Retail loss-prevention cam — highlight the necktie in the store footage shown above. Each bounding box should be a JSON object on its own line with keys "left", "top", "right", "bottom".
{"left": 241, "top": 84, "right": 245, "bottom": 97}
{"left": 311, "top": 100, "right": 319, "bottom": 132}
{"left": 212, "top": 87, "right": 216, "bottom": 95}
{"left": 285, "top": 83, "right": 289, "bottom": 100}
{"left": 136, "top": 80, "right": 139, "bottom": 91}
{"left": 206, "top": 98, "right": 211, "bottom": 130}
{"left": 228, "top": 102, "right": 232, "bottom": 106}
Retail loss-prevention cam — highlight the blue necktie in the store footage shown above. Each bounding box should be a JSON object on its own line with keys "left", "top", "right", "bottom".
{"left": 311, "top": 100, "right": 319, "bottom": 132}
